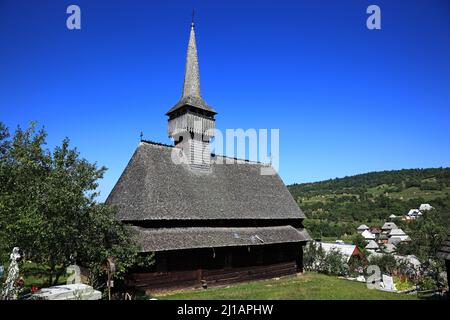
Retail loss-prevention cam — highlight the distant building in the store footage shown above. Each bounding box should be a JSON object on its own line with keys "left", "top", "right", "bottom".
{"left": 388, "top": 238, "right": 403, "bottom": 246}
{"left": 370, "top": 227, "right": 381, "bottom": 237}
{"left": 382, "top": 222, "right": 398, "bottom": 231}
{"left": 389, "top": 228, "right": 410, "bottom": 242}
{"left": 361, "top": 230, "right": 376, "bottom": 241}
{"left": 382, "top": 243, "right": 397, "bottom": 254}
{"left": 405, "top": 209, "right": 422, "bottom": 220}
{"left": 389, "top": 214, "right": 397, "bottom": 220}
{"left": 379, "top": 233, "right": 389, "bottom": 244}
{"left": 382, "top": 222, "right": 398, "bottom": 237}
{"left": 357, "top": 224, "right": 369, "bottom": 233}
{"left": 365, "top": 240, "right": 379, "bottom": 251}
{"left": 419, "top": 204, "right": 434, "bottom": 211}
{"left": 316, "top": 242, "right": 365, "bottom": 263}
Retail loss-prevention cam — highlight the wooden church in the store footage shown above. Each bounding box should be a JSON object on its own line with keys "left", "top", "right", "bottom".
{"left": 106, "top": 21, "right": 310, "bottom": 293}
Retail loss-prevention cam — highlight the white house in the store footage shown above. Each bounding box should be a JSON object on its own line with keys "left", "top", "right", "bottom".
{"left": 407, "top": 209, "right": 422, "bottom": 218}
{"left": 382, "top": 222, "right": 398, "bottom": 231}
{"left": 419, "top": 203, "right": 434, "bottom": 211}
{"left": 365, "top": 240, "right": 379, "bottom": 251}
{"left": 389, "top": 214, "right": 397, "bottom": 220}
{"left": 389, "top": 228, "right": 410, "bottom": 242}
{"left": 361, "top": 230, "right": 376, "bottom": 241}
{"left": 356, "top": 224, "right": 369, "bottom": 233}
{"left": 315, "top": 242, "right": 361, "bottom": 263}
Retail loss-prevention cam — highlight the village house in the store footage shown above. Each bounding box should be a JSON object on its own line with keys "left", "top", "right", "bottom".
{"left": 389, "top": 214, "right": 397, "bottom": 221}
{"left": 405, "top": 209, "right": 422, "bottom": 220}
{"left": 315, "top": 242, "right": 366, "bottom": 266}
{"left": 382, "top": 222, "right": 398, "bottom": 231}
{"left": 378, "top": 234, "right": 389, "bottom": 244}
{"left": 361, "top": 230, "right": 376, "bottom": 241}
{"left": 106, "top": 21, "right": 310, "bottom": 293}
{"left": 356, "top": 224, "right": 369, "bottom": 233}
{"left": 370, "top": 227, "right": 381, "bottom": 239}
{"left": 419, "top": 203, "right": 434, "bottom": 211}
{"left": 365, "top": 240, "right": 379, "bottom": 252}
{"left": 377, "top": 222, "right": 397, "bottom": 244}
{"left": 388, "top": 228, "right": 410, "bottom": 244}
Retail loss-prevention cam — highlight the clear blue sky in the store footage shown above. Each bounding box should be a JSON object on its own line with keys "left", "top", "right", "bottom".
{"left": 1, "top": 0, "right": 449, "bottom": 202}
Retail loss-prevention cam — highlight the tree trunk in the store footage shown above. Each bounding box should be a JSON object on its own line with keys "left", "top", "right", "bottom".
{"left": 53, "top": 267, "right": 65, "bottom": 286}
{"left": 48, "top": 262, "right": 55, "bottom": 286}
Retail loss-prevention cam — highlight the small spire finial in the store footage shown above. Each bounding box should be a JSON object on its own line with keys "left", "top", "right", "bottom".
{"left": 140, "top": 131, "right": 143, "bottom": 141}
{"left": 191, "top": 8, "right": 195, "bottom": 27}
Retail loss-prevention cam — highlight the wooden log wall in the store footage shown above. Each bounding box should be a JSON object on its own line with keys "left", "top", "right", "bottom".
{"left": 125, "top": 261, "right": 298, "bottom": 293}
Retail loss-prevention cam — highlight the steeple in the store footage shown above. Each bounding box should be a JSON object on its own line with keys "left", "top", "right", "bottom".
{"left": 182, "top": 21, "right": 201, "bottom": 98}
{"left": 166, "top": 20, "right": 216, "bottom": 115}
{"left": 166, "top": 18, "right": 217, "bottom": 171}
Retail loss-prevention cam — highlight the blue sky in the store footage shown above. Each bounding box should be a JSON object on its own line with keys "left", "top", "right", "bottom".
{"left": 1, "top": 0, "right": 449, "bottom": 202}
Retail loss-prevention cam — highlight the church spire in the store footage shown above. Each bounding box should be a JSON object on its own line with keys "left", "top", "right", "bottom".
{"left": 182, "top": 20, "right": 201, "bottom": 98}
{"left": 166, "top": 17, "right": 216, "bottom": 116}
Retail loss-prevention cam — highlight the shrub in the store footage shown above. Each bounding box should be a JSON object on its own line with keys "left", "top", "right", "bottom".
{"left": 304, "top": 243, "right": 348, "bottom": 276}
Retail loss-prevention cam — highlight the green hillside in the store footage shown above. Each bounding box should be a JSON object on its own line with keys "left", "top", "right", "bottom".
{"left": 288, "top": 168, "right": 450, "bottom": 238}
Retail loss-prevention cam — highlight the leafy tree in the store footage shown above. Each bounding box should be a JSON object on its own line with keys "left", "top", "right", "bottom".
{"left": 303, "top": 242, "right": 325, "bottom": 271}
{"left": 396, "top": 207, "right": 449, "bottom": 290}
{"left": 303, "top": 243, "right": 348, "bottom": 276}
{"left": 320, "top": 250, "right": 348, "bottom": 276}
{"left": 351, "top": 233, "right": 366, "bottom": 251}
{"left": 0, "top": 122, "right": 146, "bottom": 286}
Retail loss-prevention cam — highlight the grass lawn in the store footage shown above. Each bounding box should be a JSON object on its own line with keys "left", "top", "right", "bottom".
{"left": 19, "top": 261, "right": 67, "bottom": 291}
{"left": 155, "top": 272, "right": 418, "bottom": 300}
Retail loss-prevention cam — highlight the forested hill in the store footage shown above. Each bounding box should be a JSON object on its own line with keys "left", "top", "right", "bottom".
{"left": 288, "top": 168, "right": 450, "bottom": 238}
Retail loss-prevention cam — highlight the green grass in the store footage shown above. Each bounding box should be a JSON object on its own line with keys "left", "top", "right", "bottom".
{"left": 18, "top": 261, "right": 67, "bottom": 291}
{"left": 155, "top": 272, "right": 418, "bottom": 300}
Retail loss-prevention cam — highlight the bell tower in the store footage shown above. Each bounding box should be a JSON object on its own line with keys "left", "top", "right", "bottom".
{"left": 166, "top": 20, "right": 216, "bottom": 171}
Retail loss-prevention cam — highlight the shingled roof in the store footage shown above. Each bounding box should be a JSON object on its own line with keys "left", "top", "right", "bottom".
{"left": 131, "top": 226, "right": 310, "bottom": 252}
{"left": 437, "top": 234, "right": 450, "bottom": 260}
{"left": 106, "top": 141, "right": 305, "bottom": 221}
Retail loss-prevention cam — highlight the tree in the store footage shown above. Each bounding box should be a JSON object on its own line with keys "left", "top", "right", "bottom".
{"left": 352, "top": 233, "right": 366, "bottom": 250}
{"left": 0, "top": 122, "right": 145, "bottom": 286}
{"left": 396, "top": 206, "right": 449, "bottom": 290}
{"left": 303, "top": 242, "right": 348, "bottom": 276}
